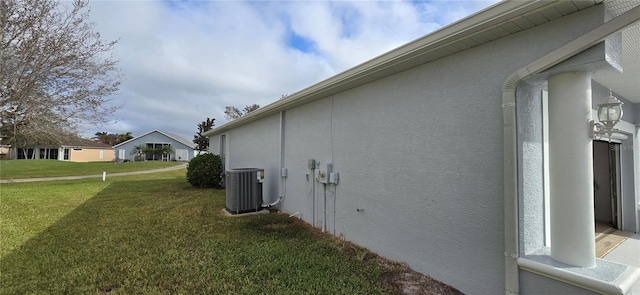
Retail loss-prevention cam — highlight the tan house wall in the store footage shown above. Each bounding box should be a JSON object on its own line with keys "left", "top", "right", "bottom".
{"left": 68, "top": 148, "right": 115, "bottom": 162}
{"left": 0, "top": 146, "right": 10, "bottom": 159}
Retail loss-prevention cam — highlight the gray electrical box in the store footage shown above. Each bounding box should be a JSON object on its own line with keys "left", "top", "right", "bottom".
{"left": 308, "top": 159, "right": 316, "bottom": 169}
{"left": 329, "top": 172, "right": 339, "bottom": 184}
{"left": 318, "top": 162, "right": 332, "bottom": 184}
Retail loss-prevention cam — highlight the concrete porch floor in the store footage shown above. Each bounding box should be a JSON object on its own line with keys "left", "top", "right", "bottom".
{"left": 603, "top": 233, "right": 640, "bottom": 294}
{"left": 596, "top": 222, "right": 635, "bottom": 258}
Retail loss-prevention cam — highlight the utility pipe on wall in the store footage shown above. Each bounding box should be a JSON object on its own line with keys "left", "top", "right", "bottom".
{"left": 279, "top": 111, "right": 285, "bottom": 205}
{"left": 312, "top": 167, "right": 316, "bottom": 227}
{"left": 333, "top": 187, "right": 337, "bottom": 236}
{"left": 322, "top": 183, "right": 327, "bottom": 233}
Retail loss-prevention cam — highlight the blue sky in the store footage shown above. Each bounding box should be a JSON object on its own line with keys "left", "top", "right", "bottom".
{"left": 85, "top": 0, "right": 500, "bottom": 141}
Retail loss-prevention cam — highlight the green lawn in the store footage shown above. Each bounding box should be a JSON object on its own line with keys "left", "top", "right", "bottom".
{"left": 0, "top": 169, "right": 396, "bottom": 294}
{"left": 0, "top": 159, "right": 181, "bottom": 179}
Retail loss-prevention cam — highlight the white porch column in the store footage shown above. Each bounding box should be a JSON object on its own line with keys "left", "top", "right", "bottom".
{"left": 548, "top": 71, "right": 596, "bottom": 267}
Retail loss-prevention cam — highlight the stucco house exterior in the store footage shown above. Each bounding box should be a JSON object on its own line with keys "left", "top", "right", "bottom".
{"left": 113, "top": 129, "right": 196, "bottom": 162}
{"left": 10, "top": 139, "right": 115, "bottom": 162}
{"left": 0, "top": 145, "right": 10, "bottom": 160}
{"left": 205, "top": 1, "right": 640, "bottom": 294}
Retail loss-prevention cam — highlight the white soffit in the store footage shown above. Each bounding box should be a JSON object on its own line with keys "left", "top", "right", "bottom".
{"left": 593, "top": 0, "right": 640, "bottom": 103}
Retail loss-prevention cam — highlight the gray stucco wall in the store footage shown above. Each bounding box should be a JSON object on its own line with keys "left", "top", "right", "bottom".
{"left": 620, "top": 135, "right": 636, "bottom": 231}
{"left": 114, "top": 131, "right": 195, "bottom": 161}
{"left": 516, "top": 82, "right": 546, "bottom": 255}
{"left": 226, "top": 114, "right": 281, "bottom": 204}
{"left": 279, "top": 53, "right": 507, "bottom": 292}
{"left": 328, "top": 57, "right": 506, "bottom": 293}
{"left": 211, "top": 4, "right": 610, "bottom": 295}
{"left": 280, "top": 98, "right": 333, "bottom": 228}
{"left": 209, "top": 135, "right": 220, "bottom": 156}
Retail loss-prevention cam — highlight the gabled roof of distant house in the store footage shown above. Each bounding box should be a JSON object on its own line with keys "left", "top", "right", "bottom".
{"left": 22, "top": 138, "right": 113, "bottom": 149}
{"left": 113, "top": 129, "right": 195, "bottom": 149}
{"left": 63, "top": 138, "right": 113, "bottom": 149}
{"left": 204, "top": 0, "right": 608, "bottom": 137}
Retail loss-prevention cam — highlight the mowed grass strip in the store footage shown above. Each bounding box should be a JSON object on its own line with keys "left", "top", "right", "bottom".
{"left": 0, "top": 170, "right": 185, "bottom": 257}
{"left": 0, "top": 159, "right": 181, "bottom": 179}
{"left": 0, "top": 170, "right": 392, "bottom": 295}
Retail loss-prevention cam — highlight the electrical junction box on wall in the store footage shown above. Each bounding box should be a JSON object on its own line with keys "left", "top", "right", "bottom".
{"left": 318, "top": 162, "right": 332, "bottom": 184}
{"left": 281, "top": 168, "right": 288, "bottom": 178}
{"left": 308, "top": 159, "right": 316, "bottom": 169}
{"left": 329, "top": 172, "right": 339, "bottom": 184}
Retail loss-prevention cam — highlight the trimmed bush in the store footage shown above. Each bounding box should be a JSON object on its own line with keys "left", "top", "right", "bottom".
{"left": 186, "top": 153, "right": 223, "bottom": 188}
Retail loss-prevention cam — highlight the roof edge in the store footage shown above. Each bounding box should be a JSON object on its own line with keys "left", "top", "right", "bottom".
{"left": 113, "top": 129, "right": 195, "bottom": 149}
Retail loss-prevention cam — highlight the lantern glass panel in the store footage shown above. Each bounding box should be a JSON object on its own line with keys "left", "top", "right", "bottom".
{"left": 598, "top": 105, "right": 622, "bottom": 122}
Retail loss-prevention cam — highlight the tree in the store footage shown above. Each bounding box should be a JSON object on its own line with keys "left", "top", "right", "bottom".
{"left": 94, "top": 131, "right": 133, "bottom": 146}
{"left": 130, "top": 144, "right": 145, "bottom": 161}
{"left": 159, "top": 144, "right": 174, "bottom": 161}
{"left": 224, "top": 104, "right": 259, "bottom": 120}
{"left": 193, "top": 117, "right": 215, "bottom": 152}
{"left": 142, "top": 146, "right": 155, "bottom": 160}
{"left": 224, "top": 106, "right": 242, "bottom": 120}
{"left": 243, "top": 104, "right": 260, "bottom": 114}
{"left": 118, "top": 132, "right": 133, "bottom": 143}
{"left": 0, "top": 0, "right": 121, "bottom": 149}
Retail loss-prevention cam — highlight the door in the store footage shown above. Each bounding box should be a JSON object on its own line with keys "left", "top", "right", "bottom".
{"left": 593, "top": 141, "right": 621, "bottom": 228}
{"left": 176, "top": 149, "right": 188, "bottom": 161}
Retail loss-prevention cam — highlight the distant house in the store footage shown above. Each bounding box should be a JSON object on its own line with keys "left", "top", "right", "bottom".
{"left": 11, "top": 139, "right": 115, "bottom": 162}
{"left": 204, "top": 2, "right": 640, "bottom": 295}
{"left": 113, "top": 129, "right": 196, "bottom": 162}
{"left": 0, "top": 145, "right": 11, "bottom": 160}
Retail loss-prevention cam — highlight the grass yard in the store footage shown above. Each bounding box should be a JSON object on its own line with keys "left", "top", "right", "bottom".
{"left": 0, "top": 169, "right": 397, "bottom": 294}
{"left": 0, "top": 159, "right": 181, "bottom": 179}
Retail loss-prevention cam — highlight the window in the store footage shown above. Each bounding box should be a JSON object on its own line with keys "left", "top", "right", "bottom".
{"left": 17, "top": 148, "right": 34, "bottom": 159}
{"left": 144, "top": 142, "right": 172, "bottom": 161}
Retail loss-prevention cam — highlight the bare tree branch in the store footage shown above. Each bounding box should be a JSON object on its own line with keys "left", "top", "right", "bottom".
{"left": 243, "top": 104, "right": 259, "bottom": 114}
{"left": 224, "top": 104, "right": 259, "bottom": 121}
{"left": 0, "top": 0, "right": 121, "bottom": 148}
{"left": 224, "top": 106, "right": 242, "bottom": 120}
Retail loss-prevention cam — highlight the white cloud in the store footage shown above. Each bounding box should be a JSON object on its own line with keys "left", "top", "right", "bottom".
{"left": 84, "top": 0, "right": 499, "bottom": 141}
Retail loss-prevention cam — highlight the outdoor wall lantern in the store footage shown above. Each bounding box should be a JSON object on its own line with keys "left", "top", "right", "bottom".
{"left": 590, "top": 89, "right": 624, "bottom": 141}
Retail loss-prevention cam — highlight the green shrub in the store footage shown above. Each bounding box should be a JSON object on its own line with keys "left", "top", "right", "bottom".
{"left": 186, "top": 153, "right": 223, "bottom": 188}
